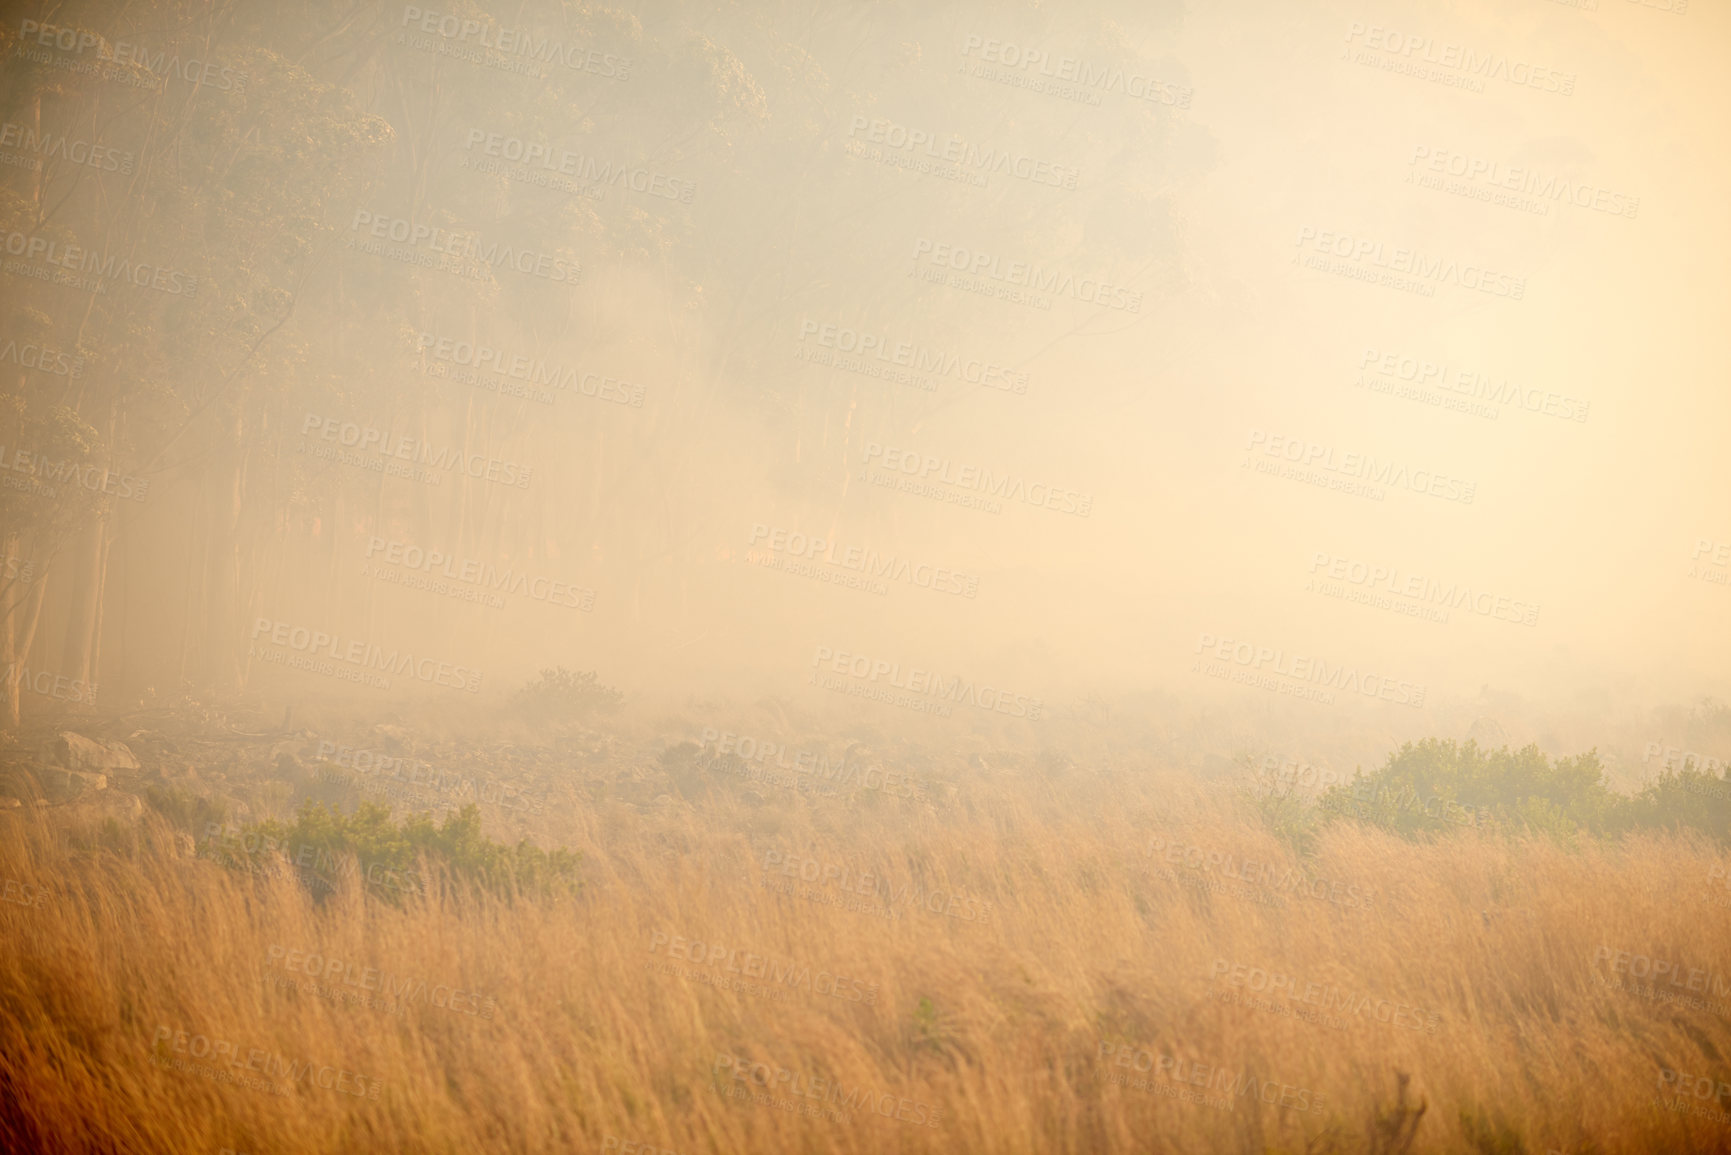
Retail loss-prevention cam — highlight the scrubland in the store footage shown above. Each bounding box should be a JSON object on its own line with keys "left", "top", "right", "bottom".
{"left": 2, "top": 702, "right": 1730, "bottom": 1155}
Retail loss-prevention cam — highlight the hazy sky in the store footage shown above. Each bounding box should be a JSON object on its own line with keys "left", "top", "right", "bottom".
{"left": 45, "top": 0, "right": 1718, "bottom": 730}
{"left": 549, "top": 0, "right": 1731, "bottom": 716}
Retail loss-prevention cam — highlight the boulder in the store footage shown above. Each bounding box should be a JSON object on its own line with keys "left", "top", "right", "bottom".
{"left": 66, "top": 790, "right": 143, "bottom": 824}
{"left": 43, "top": 766, "right": 107, "bottom": 799}
{"left": 46, "top": 732, "right": 140, "bottom": 773}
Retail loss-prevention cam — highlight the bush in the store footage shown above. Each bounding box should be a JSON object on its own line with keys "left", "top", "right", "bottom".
{"left": 228, "top": 800, "right": 580, "bottom": 903}
{"left": 1614, "top": 766, "right": 1731, "bottom": 844}
{"left": 1315, "top": 739, "right": 1621, "bottom": 841}
{"left": 145, "top": 785, "right": 228, "bottom": 835}
{"left": 1238, "top": 754, "right": 1321, "bottom": 859}
{"left": 511, "top": 667, "right": 623, "bottom": 725}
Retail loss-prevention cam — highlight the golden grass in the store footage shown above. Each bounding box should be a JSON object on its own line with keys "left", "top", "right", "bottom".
{"left": 3, "top": 759, "right": 1730, "bottom": 1155}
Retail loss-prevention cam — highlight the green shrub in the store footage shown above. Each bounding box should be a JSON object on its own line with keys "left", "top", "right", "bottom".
{"left": 1614, "top": 767, "right": 1731, "bottom": 844}
{"left": 145, "top": 785, "right": 228, "bottom": 835}
{"left": 511, "top": 667, "right": 623, "bottom": 724}
{"left": 232, "top": 800, "right": 580, "bottom": 904}
{"left": 1238, "top": 754, "right": 1321, "bottom": 859}
{"left": 1315, "top": 739, "right": 1620, "bottom": 841}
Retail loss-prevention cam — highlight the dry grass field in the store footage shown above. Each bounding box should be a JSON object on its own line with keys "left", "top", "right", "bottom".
{"left": 3, "top": 709, "right": 1731, "bottom": 1155}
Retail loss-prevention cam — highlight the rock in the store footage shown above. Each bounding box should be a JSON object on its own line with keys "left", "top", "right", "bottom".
{"left": 44, "top": 767, "right": 108, "bottom": 797}
{"left": 63, "top": 789, "right": 144, "bottom": 825}
{"left": 0, "top": 796, "right": 19, "bottom": 809}
{"left": 46, "top": 732, "right": 140, "bottom": 773}
{"left": 85, "top": 791, "right": 142, "bottom": 822}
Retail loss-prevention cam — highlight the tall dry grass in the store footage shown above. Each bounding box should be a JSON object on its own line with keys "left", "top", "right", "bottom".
{"left": 2, "top": 760, "right": 1730, "bottom": 1154}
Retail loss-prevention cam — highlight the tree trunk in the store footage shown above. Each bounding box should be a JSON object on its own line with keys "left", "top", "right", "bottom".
{"left": 57, "top": 515, "right": 106, "bottom": 687}
{"left": 2, "top": 576, "right": 50, "bottom": 729}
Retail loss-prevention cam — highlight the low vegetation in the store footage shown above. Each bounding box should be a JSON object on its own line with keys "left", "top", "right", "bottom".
{"left": 3, "top": 722, "right": 1729, "bottom": 1153}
